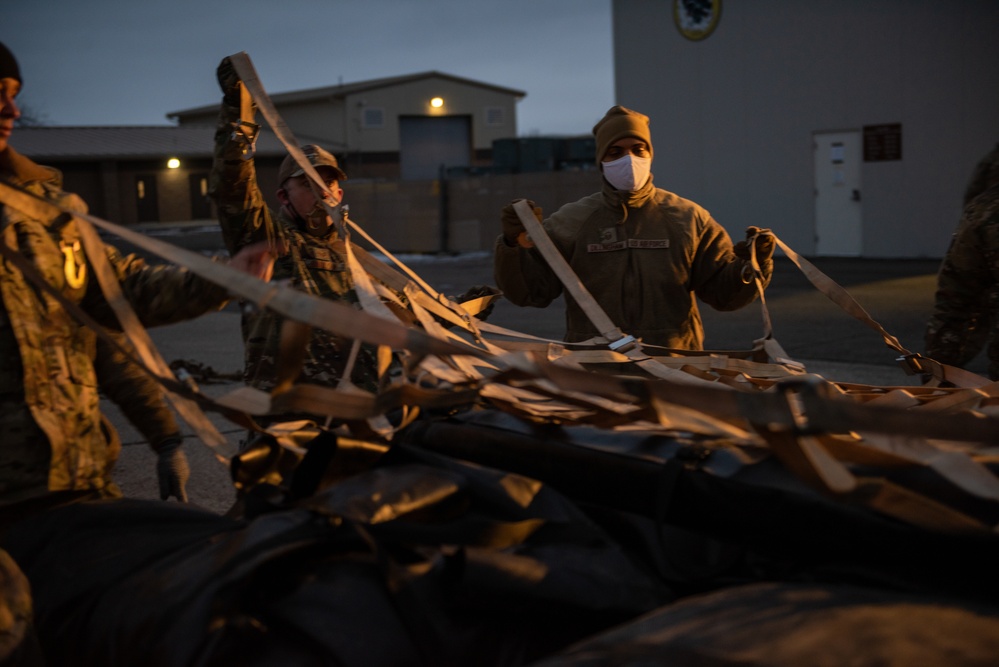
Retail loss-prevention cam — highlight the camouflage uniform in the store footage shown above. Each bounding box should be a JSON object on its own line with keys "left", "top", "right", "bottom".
{"left": 963, "top": 143, "right": 999, "bottom": 207}
{"left": 94, "top": 327, "right": 181, "bottom": 452}
{"left": 925, "top": 182, "right": 999, "bottom": 379}
{"left": 209, "top": 90, "right": 384, "bottom": 394}
{"left": 0, "top": 147, "right": 229, "bottom": 504}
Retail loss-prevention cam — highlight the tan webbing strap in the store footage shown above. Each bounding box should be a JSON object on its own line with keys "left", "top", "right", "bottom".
{"left": 509, "top": 200, "right": 793, "bottom": 385}
{"left": 343, "top": 214, "right": 440, "bottom": 299}
{"left": 773, "top": 237, "right": 908, "bottom": 352}
{"left": 0, "top": 237, "right": 247, "bottom": 459}
{"left": 512, "top": 354, "right": 999, "bottom": 444}
{"left": 73, "top": 220, "right": 229, "bottom": 449}
{"left": 756, "top": 426, "right": 990, "bottom": 533}
{"left": 348, "top": 243, "right": 500, "bottom": 342}
{"left": 0, "top": 182, "right": 231, "bottom": 452}
{"left": 0, "top": 181, "right": 482, "bottom": 361}
{"left": 512, "top": 199, "right": 636, "bottom": 352}
{"left": 228, "top": 51, "right": 354, "bottom": 242}
{"left": 228, "top": 51, "right": 491, "bottom": 344}
{"left": 770, "top": 235, "right": 988, "bottom": 387}
{"left": 747, "top": 228, "right": 775, "bottom": 339}
{"left": 239, "top": 82, "right": 254, "bottom": 142}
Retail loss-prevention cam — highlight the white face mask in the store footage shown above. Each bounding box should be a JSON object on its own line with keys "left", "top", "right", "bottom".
{"left": 601, "top": 154, "right": 652, "bottom": 192}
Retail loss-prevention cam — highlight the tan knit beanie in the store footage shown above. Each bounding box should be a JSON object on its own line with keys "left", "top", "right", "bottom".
{"left": 592, "top": 105, "right": 653, "bottom": 163}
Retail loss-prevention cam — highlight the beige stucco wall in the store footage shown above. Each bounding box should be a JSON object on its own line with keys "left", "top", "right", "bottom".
{"left": 346, "top": 170, "right": 600, "bottom": 254}
{"left": 339, "top": 78, "right": 518, "bottom": 154}
{"left": 173, "top": 75, "right": 520, "bottom": 161}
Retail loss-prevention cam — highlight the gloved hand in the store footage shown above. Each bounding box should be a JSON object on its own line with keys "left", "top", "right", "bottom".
{"left": 733, "top": 226, "right": 775, "bottom": 263}
{"left": 455, "top": 284, "right": 501, "bottom": 322}
{"left": 216, "top": 56, "right": 241, "bottom": 105}
{"left": 155, "top": 436, "right": 190, "bottom": 502}
{"left": 501, "top": 199, "right": 542, "bottom": 248}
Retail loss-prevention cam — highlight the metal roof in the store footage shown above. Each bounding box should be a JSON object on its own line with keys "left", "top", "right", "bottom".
{"left": 9, "top": 125, "right": 290, "bottom": 161}
{"left": 168, "top": 70, "right": 527, "bottom": 120}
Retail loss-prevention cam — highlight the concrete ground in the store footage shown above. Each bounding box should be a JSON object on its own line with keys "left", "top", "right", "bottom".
{"left": 108, "top": 228, "right": 971, "bottom": 514}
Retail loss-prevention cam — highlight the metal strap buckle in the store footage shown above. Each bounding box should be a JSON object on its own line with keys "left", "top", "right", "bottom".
{"left": 608, "top": 334, "right": 637, "bottom": 353}
{"left": 230, "top": 120, "right": 260, "bottom": 160}
{"left": 895, "top": 353, "right": 926, "bottom": 376}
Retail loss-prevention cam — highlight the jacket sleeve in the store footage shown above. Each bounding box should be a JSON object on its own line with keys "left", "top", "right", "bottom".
{"left": 83, "top": 244, "right": 229, "bottom": 329}
{"left": 94, "top": 331, "right": 181, "bottom": 450}
{"left": 924, "top": 220, "right": 991, "bottom": 366}
{"left": 492, "top": 232, "right": 565, "bottom": 308}
{"left": 689, "top": 215, "right": 772, "bottom": 312}
{"left": 208, "top": 93, "right": 276, "bottom": 257}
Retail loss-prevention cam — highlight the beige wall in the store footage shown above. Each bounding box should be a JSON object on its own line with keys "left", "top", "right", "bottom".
{"left": 341, "top": 80, "right": 517, "bottom": 154}
{"left": 347, "top": 171, "right": 601, "bottom": 254}
{"left": 613, "top": 0, "right": 999, "bottom": 258}
{"left": 57, "top": 158, "right": 601, "bottom": 254}
{"left": 174, "top": 76, "right": 519, "bottom": 163}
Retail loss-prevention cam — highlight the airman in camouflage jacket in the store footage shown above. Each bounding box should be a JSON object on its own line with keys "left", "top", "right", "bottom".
{"left": 209, "top": 80, "right": 384, "bottom": 395}
{"left": 925, "top": 181, "right": 999, "bottom": 379}
{"left": 0, "top": 148, "right": 230, "bottom": 504}
{"left": 495, "top": 177, "right": 772, "bottom": 350}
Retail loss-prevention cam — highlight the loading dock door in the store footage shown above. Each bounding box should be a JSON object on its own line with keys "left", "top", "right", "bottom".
{"left": 814, "top": 131, "right": 862, "bottom": 256}
{"left": 399, "top": 116, "right": 471, "bottom": 181}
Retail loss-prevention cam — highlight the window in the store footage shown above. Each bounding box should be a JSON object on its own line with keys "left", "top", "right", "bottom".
{"left": 362, "top": 107, "right": 385, "bottom": 129}
{"left": 484, "top": 107, "right": 505, "bottom": 127}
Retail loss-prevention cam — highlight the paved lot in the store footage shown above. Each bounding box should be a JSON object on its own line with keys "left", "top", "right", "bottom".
{"left": 108, "top": 226, "right": 970, "bottom": 513}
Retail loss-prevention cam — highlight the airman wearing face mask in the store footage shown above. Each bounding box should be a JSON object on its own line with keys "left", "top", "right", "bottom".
{"left": 495, "top": 105, "right": 775, "bottom": 352}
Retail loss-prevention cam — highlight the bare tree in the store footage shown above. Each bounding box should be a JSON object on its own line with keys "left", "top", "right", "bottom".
{"left": 14, "top": 100, "right": 49, "bottom": 127}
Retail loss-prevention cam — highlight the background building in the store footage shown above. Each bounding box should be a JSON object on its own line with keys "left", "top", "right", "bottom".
{"left": 9, "top": 125, "right": 287, "bottom": 226}
{"left": 169, "top": 71, "right": 525, "bottom": 182}
{"left": 612, "top": 0, "right": 999, "bottom": 257}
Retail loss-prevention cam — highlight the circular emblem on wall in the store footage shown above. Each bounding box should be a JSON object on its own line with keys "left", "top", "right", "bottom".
{"left": 673, "top": 0, "right": 722, "bottom": 41}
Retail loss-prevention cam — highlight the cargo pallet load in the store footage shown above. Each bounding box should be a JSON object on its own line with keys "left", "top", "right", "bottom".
{"left": 1, "top": 53, "right": 997, "bottom": 666}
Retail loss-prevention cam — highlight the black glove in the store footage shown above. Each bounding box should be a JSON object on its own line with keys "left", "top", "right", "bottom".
{"left": 216, "top": 56, "right": 241, "bottom": 105}
{"left": 155, "top": 436, "right": 190, "bottom": 502}
{"left": 455, "top": 284, "right": 501, "bottom": 322}
{"left": 500, "top": 199, "right": 542, "bottom": 247}
{"left": 733, "top": 226, "right": 775, "bottom": 262}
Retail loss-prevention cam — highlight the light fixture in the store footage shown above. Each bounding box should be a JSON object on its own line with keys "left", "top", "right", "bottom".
{"left": 430, "top": 97, "right": 444, "bottom": 108}
{"left": 167, "top": 157, "right": 181, "bottom": 169}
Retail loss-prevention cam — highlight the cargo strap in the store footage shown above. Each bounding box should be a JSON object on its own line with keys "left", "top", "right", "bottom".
{"left": 512, "top": 199, "right": 636, "bottom": 353}
{"left": 0, "top": 180, "right": 235, "bottom": 457}
{"left": 4, "top": 52, "right": 997, "bottom": 537}
{"left": 772, "top": 237, "right": 989, "bottom": 388}
{"left": 0, "top": 180, "right": 485, "bottom": 435}
{"left": 511, "top": 199, "right": 796, "bottom": 386}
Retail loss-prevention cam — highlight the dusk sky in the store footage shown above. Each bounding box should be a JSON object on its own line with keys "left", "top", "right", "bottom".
{"left": 6, "top": 0, "right": 615, "bottom": 137}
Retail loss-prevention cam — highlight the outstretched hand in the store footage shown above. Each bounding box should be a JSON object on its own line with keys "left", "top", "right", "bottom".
{"left": 228, "top": 240, "right": 285, "bottom": 282}
{"left": 501, "top": 199, "right": 542, "bottom": 248}
{"left": 155, "top": 437, "right": 190, "bottom": 502}
{"left": 734, "top": 226, "right": 775, "bottom": 263}
{"left": 217, "top": 56, "right": 241, "bottom": 103}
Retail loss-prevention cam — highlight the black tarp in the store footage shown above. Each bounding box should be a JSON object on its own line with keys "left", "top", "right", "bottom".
{"left": 3, "top": 409, "right": 999, "bottom": 665}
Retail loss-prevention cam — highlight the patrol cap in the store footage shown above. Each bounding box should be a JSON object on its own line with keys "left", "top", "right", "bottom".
{"left": 0, "top": 42, "right": 21, "bottom": 85}
{"left": 592, "top": 105, "right": 653, "bottom": 164}
{"left": 278, "top": 144, "right": 346, "bottom": 185}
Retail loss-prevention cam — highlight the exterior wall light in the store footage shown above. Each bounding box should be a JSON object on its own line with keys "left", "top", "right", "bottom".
{"left": 430, "top": 97, "right": 444, "bottom": 108}
{"left": 167, "top": 158, "right": 181, "bottom": 169}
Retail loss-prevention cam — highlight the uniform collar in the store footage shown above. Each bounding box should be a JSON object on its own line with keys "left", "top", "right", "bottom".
{"left": 0, "top": 147, "right": 54, "bottom": 184}
{"left": 601, "top": 173, "right": 657, "bottom": 222}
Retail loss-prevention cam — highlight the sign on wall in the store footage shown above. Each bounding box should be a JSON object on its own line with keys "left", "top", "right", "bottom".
{"left": 863, "top": 124, "right": 902, "bottom": 162}
{"left": 673, "top": 0, "right": 722, "bottom": 41}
